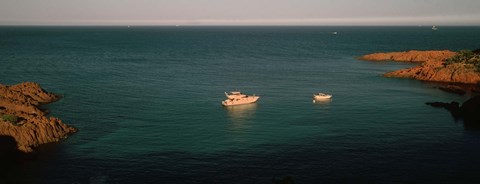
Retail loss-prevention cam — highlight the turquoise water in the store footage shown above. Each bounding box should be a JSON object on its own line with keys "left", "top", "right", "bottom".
{"left": 1, "top": 26, "right": 480, "bottom": 183}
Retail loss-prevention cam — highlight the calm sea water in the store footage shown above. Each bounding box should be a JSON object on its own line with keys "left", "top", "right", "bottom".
{"left": 1, "top": 26, "right": 480, "bottom": 183}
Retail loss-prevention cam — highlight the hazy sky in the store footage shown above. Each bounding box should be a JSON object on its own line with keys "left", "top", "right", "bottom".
{"left": 1, "top": 0, "right": 479, "bottom": 25}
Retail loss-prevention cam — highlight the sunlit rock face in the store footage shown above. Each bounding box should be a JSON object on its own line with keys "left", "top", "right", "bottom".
{"left": 0, "top": 82, "right": 77, "bottom": 152}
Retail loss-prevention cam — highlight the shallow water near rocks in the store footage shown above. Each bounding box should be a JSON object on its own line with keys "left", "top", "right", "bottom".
{"left": 1, "top": 26, "right": 480, "bottom": 183}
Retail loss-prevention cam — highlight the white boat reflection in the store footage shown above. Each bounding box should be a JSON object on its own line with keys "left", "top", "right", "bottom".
{"left": 312, "top": 98, "right": 332, "bottom": 105}
{"left": 224, "top": 103, "right": 257, "bottom": 133}
{"left": 224, "top": 103, "right": 257, "bottom": 121}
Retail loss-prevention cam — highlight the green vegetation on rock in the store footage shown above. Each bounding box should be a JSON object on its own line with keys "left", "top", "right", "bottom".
{"left": 445, "top": 50, "right": 480, "bottom": 71}
{"left": 1, "top": 114, "right": 20, "bottom": 126}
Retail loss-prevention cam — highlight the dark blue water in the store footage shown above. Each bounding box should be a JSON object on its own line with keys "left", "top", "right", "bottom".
{"left": 1, "top": 26, "right": 480, "bottom": 183}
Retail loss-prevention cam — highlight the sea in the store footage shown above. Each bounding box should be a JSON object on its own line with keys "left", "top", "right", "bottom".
{"left": 1, "top": 26, "right": 480, "bottom": 184}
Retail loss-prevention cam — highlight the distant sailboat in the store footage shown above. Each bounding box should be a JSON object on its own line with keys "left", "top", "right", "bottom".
{"left": 432, "top": 26, "right": 438, "bottom": 31}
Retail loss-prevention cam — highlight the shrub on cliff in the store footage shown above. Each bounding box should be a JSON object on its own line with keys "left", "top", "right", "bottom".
{"left": 445, "top": 50, "right": 480, "bottom": 71}
{"left": 1, "top": 114, "right": 19, "bottom": 126}
{"left": 446, "top": 50, "right": 476, "bottom": 64}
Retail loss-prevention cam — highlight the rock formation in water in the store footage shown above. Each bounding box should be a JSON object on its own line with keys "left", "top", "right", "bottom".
{"left": 426, "top": 95, "right": 480, "bottom": 127}
{"left": 438, "top": 83, "right": 480, "bottom": 95}
{"left": 360, "top": 50, "right": 480, "bottom": 84}
{"left": 384, "top": 60, "right": 480, "bottom": 84}
{"left": 0, "top": 82, "right": 77, "bottom": 152}
{"left": 360, "top": 50, "right": 456, "bottom": 62}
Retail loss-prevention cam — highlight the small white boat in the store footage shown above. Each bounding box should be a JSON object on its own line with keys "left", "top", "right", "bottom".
{"left": 432, "top": 26, "right": 438, "bottom": 31}
{"left": 332, "top": 31, "right": 338, "bottom": 35}
{"left": 222, "top": 91, "right": 259, "bottom": 106}
{"left": 313, "top": 93, "right": 332, "bottom": 102}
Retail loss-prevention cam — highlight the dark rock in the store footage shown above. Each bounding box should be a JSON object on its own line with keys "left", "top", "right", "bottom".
{"left": 427, "top": 96, "right": 480, "bottom": 128}
{"left": 460, "top": 96, "right": 480, "bottom": 124}
{"left": 438, "top": 86, "right": 467, "bottom": 95}
{"left": 426, "top": 101, "right": 461, "bottom": 117}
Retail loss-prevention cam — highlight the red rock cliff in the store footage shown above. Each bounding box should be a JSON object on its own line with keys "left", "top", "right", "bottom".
{"left": 360, "top": 50, "right": 480, "bottom": 84}
{"left": 0, "top": 82, "right": 77, "bottom": 152}
{"left": 359, "top": 50, "right": 456, "bottom": 62}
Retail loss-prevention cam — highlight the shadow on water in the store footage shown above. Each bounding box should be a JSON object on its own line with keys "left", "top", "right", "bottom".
{"left": 272, "top": 176, "right": 295, "bottom": 184}
{"left": 28, "top": 134, "right": 480, "bottom": 184}
{"left": 0, "top": 135, "right": 21, "bottom": 162}
{"left": 0, "top": 135, "right": 63, "bottom": 184}
{"left": 0, "top": 135, "right": 25, "bottom": 183}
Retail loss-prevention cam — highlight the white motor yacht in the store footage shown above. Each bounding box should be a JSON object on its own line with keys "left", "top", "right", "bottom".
{"left": 222, "top": 91, "right": 259, "bottom": 106}
{"left": 313, "top": 93, "right": 332, "bottom": 102}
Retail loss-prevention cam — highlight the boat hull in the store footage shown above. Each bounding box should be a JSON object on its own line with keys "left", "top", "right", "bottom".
{"left": 222, "top": 96, "right": 259, "bottom": 106}
{"left": 314, "top": 95, "right": 332, "bottom": 101}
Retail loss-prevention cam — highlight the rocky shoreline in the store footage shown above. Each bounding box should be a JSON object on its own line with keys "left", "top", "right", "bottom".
{"left": 360, "top": 50, "right": 480, "bottom": 84}
{"left": 0, "top": 82, "right": 77, "bottom": 152}
{"left": 360, "top": 50, "right": 456, "bottom": 63}
{"left": 361, "top": 50, "right": 480, "bottom": 127}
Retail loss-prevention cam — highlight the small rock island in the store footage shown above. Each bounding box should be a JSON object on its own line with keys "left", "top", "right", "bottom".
{"left": 0, "top": 82, "right": 77, "bottom": 152}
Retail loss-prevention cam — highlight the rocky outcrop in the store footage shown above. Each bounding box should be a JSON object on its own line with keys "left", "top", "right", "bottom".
{"left": 426, "top": 96, "right": 480, "bottom": 128}
{"left": 360, "top": 50, "right": 480, "bottom": 84}
{"left": 384, "top": 60, "right": 480, "bottom": 84}
{"left": 437, "top": 84, "right": 480, "bottom": 95}
{"left": 359, "top": 50, "right": 456, "bottom": 62}
{"left": 0, "top": 82, "right": 76, "bottom": 152}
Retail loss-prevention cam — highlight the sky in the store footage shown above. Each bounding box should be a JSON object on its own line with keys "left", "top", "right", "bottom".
{"left": 1, "top": 0, "right": 479, "bottom": 25}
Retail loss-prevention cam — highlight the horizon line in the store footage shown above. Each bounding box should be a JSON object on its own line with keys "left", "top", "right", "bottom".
{"left": 1, "top": 24, "right": 479, "bottom": 27}
{"left": 2, "top": 15, "right": 479, "bottom": 26}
